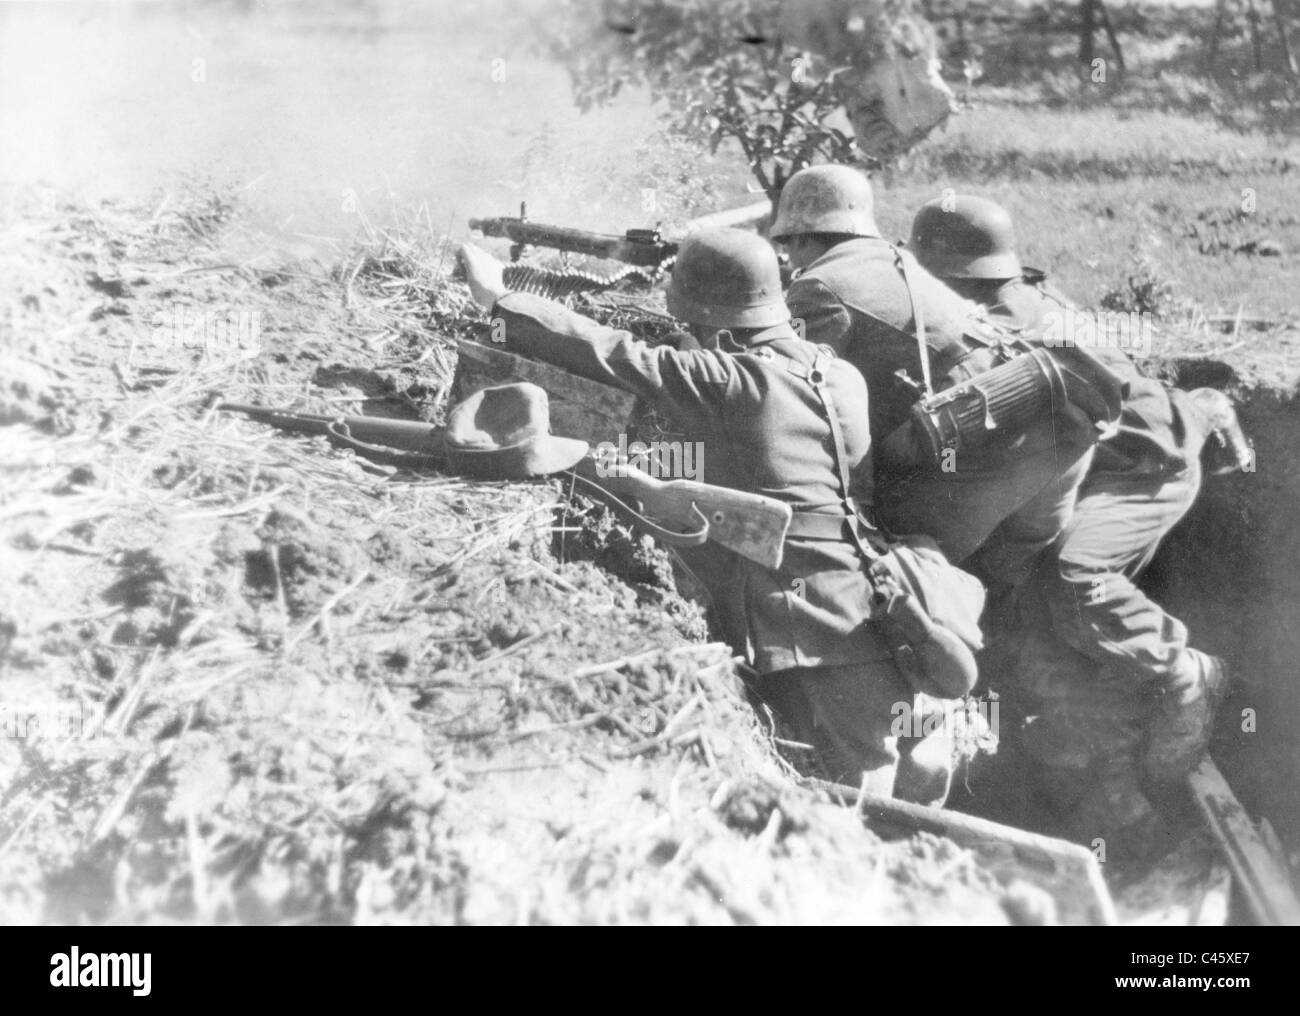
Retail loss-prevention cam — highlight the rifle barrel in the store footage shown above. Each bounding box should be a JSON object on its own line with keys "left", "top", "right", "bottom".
{"left": 219, "top": 403, "right": 445, "bottom": 456}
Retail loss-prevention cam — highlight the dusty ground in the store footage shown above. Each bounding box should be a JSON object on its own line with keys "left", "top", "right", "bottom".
{"left": 0, "top": 186, "right": 1031, "bottom": 925}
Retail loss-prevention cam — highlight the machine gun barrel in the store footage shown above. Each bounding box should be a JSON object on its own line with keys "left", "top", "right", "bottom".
{"left": 468, "top": 216, "right": 677, "bottom": 269}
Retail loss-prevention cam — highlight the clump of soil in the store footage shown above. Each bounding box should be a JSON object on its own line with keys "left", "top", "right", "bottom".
{"left": 553, "top": 490, "right": 710, "bottom": 642}
{"left": 243, "top": 506, "right": 364, "bottom": 619}
{"left": 103, "top": 544, "right": 204, "bottom": 648}
{"left": 0, "top": 349, "right": 67, "bottom": 430}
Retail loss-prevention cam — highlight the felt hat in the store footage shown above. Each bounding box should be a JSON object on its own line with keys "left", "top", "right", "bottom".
{"left": 445, "top": 383, "right": 589, "bottom": 479}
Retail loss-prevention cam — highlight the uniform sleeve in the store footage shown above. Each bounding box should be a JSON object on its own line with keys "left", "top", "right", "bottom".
{"left": 489, "top": 292, "right": 736, "bottom": 421}
{"left": 786, "top": 277, "right": 853, "bottom": 357}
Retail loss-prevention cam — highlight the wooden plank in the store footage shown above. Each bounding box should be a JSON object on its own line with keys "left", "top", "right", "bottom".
{"left": 804, "top": 776, "right": 1117, "bottom": 926}
{"left": 455, "top": 339, "right": 638, "bottom": 442}
{"left": 1188, "top": 757, "right": 1300, "bottom": 926}
{"left": 1113, "top": 837, "right": 1231, "bottom": 926}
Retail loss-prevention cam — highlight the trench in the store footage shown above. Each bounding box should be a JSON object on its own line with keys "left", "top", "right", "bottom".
{"left": 1143, "top": 362, "right": 1300, "bottom": 854}
{"left": 948, "top": 357, "right": 1300, "bottom": 879}
{"left": 459, "top": 343, "right": 1300, "bottom": 904}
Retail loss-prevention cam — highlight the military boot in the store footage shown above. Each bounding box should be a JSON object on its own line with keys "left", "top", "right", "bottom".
{"left": 1144, "top": 649, "right": 1228, "bottom": 784}
{"left": 894, "top": 730, "right": 954, "bottom": 808}
{"left": 1188, "top": 388, "right": 1253, "bottom": 475}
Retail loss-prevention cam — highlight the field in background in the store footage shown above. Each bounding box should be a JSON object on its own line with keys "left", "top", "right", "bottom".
{"left": 4, "top": 0, "right": 1297, "bottom": 330}
{"left": 879, "top": 106, "right": 1300, "bottom": 326}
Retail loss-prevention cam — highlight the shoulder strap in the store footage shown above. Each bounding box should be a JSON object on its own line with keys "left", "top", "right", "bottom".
{"left": 894, "top": 249, "right": 934, "bottom": 399}
{"left": 807, "top": 350, "right": 857, "bottom": 514}
{"left": 796, "top": 349, "right": 886, "bottom": 563}
{"left": 893, "top": 246, "right": 1006, "bottom": 393}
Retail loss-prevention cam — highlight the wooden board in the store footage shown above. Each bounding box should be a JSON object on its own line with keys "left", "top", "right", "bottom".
{"left": 1112, "top": 836, "right": 1232, "bottom": 926}
{"left": 454, "top": 339, "right": 640, "bottom": 443}
{"left": 805, "top": 777, "right": 1118, "bottom": 926}
{"left": 1188, "top": 757, "right": 1300, "bottom": 926}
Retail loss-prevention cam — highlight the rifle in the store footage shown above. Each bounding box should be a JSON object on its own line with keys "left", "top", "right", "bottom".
{"left": 216, "top": 403, "right": 791, "bottom": 569}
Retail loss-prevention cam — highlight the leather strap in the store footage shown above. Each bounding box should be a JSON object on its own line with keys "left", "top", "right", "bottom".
{"left": 785, "top": 348, "right": 888, "bottom": 564}
{"left": 754, "top": 341, "right": 893, "bottom": 563}
{"left": 887, "top": 244, "right": 1008, "bottom": 395}
{"left": 895, "top": 249, "right": 934, "bottom": 399}
{"left": 785, "top": 511, "right": 857, "bottom": 541}
{"left": 325, "top": 420, "right": 446, "bottom": 470}
{"left": 566, "top": 470, "right": 710, "bottom": 548}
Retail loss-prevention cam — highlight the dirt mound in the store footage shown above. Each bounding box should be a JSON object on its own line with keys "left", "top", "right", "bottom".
{"left": 242, "top": 506, "right": 366, "bottom": 619}
{"left": 0, "top": 188, "right": 1027, "bottom": 925}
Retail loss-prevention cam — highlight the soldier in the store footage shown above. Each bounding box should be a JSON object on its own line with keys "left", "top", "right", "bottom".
{"left": 457, "top": 230, "right": 968, "bottom": 805}
{"left": 909, "top": 194, "right": 1245, "bottom": 852}
{"left": 771, "top": 165, "right": 1098, "bottom": 592}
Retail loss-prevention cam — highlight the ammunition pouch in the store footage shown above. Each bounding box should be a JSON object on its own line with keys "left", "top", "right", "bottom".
{"left": 787, "top": 508, "right": 985, "bottom": 698}
{"left": 866, "top": 535, "right": 985, "bottom": 700}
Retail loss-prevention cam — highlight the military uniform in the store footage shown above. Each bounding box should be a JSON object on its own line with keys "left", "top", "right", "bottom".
{"left": 969, "top": 272, "right": 1215, "bottom": 851}
{"left": 490, "top": 289, "right": 938, "bottom": 798}
{"left": 904, "top": 193, "right": 1236, "bottom": 849}
{"left": 976, "top": 274, "right": 1208, "bottom": 678}
{"left": 784, "top": 238, "right": 1097, "bottom": 585}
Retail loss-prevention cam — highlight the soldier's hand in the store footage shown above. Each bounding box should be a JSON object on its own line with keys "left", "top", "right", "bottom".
{"left": 457, "top": 243, "right": 510, "bottom": 309}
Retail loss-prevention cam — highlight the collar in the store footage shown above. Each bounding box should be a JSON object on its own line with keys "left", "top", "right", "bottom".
{"left": 741, "top": 322, "right": 800, "bottom": 347}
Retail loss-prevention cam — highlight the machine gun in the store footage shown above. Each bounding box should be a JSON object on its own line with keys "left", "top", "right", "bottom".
{"left": 468, "top": 203, "right": 678, "bottom": 299}
{"left": 217, "top": 402, "right": 791, "bottom": 569}
{"left": 467, "top": 200, "right": 787, "bottom": 300}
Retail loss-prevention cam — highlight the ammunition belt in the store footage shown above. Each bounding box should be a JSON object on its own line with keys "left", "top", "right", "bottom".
{"left": 502, "top": 258, "right": 674, "bottom": 300}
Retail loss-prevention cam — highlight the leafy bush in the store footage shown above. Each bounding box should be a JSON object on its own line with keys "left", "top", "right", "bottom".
{"left": 1099, "top": 253, "right": 1177, "bottom": 318}
{"left": 543, "top": 0, "right": 874, "bottom": 205}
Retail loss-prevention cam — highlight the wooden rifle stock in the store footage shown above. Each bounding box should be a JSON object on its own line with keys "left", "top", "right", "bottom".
{"left": 570, "top": 454, "right": 791, "bottom": 570}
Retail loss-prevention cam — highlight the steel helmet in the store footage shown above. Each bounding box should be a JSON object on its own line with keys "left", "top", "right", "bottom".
{"left": 770, "top": 165, "right": 879, "bottom": 241}
{"left": 666, "top": 228, "right": 790, "bottom": 329}
{"left": 909, "top": 195, "right": 1021, "bottom": 280}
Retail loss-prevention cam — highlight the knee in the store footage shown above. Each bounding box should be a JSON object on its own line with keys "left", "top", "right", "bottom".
{"left": 1042, "top": 563, "right": 1108, "bottom": 640}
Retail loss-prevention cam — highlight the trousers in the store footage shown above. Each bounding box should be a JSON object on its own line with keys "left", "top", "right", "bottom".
{"left": 877, "top": 433, "right": 1096, "bottom": 588}
{"left": 1036, "top": 457, "right": 1203, "bottom": 681}
{"left": 1008, "top": 458, "right": 1205, "bottom": 850}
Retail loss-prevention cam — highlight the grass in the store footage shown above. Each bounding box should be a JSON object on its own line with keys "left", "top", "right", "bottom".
{"left": 867, "top": 2, "right": 1300, "bottom": 328}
